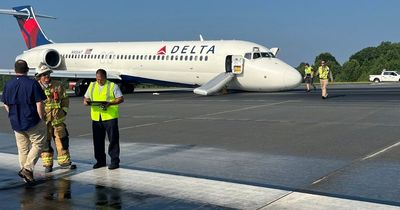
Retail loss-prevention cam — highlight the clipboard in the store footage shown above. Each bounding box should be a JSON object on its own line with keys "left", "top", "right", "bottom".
{"left": 87, "top": 101, "right": 108, "bottom": 106}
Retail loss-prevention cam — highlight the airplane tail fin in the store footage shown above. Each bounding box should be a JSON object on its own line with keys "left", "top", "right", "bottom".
{"left": 0, "top": 5, "right": 55, "bottom": 49}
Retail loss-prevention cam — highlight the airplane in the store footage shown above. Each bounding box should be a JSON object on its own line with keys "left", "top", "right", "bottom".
{"left": 0, "top": 5, "right": 302, "bottom": 96}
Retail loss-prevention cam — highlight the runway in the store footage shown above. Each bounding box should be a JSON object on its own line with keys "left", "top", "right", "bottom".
{"left": 0, "top": 83, "right": 400, "bottom": 209}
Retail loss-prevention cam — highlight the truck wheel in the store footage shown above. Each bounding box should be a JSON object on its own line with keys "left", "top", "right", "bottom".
{"left": 374, "top": 78, "right": 380, "bottom": 83}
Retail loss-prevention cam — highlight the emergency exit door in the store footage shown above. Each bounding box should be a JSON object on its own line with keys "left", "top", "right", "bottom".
{"left": 226, "top": 55, "right": 244, "bottom": 74}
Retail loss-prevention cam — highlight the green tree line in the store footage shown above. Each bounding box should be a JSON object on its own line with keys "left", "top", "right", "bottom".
{"left": 297, "top": 41, "right": 400, "bottom": 82}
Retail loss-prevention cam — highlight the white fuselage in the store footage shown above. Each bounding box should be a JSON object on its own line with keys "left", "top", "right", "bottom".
{"left": 17, "top": 40, "right": 302, "bottom": 91}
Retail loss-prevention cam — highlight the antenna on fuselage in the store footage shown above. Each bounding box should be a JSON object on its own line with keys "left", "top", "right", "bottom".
{"left": 199, "top": 34, "right": 204, "bottom": 41}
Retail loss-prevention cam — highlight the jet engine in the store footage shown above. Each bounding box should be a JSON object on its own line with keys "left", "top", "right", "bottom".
{"left": 17, "top": 48, "right": 62, "bottom": 69}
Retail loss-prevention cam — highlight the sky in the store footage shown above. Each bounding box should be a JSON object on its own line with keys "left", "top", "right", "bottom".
{"left": 0, "top": 0, "right": 400, "bottom": 68}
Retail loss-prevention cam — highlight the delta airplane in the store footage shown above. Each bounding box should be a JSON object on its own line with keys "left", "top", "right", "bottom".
{"left": 0, "top": 5, "right": 302, "bottom": 96}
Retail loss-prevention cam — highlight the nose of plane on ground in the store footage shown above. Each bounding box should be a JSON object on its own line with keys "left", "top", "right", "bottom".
{"left": 285, "top": 68, "right": 302, "bottom": 89}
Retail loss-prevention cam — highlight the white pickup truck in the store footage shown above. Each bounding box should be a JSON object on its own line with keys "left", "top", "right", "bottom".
{"left": 369, "top": 70, "right": 400, "bottom": 83}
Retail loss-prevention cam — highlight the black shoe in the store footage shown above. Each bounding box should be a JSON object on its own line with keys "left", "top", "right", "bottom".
{"left": 108, "top": 164, "right": 119, "bottom": 170}
{"left": 93, "top": 163, "right": 106, "bottom": 169}
{"left": 60, "top": 163, "right": 77, "bottom": 170}
{"left": 18, "top": 168, "right": 35, "bottom": 183}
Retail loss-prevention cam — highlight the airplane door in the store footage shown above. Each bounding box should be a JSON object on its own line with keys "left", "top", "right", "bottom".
{"left": 225, "top": 55, "right": 232, "bottom": 73}
{"left": 231, "top": 55, "right": 244, "bottom": 74}
{"left": 225, "top": 55, "right": 244, "bottom": 74}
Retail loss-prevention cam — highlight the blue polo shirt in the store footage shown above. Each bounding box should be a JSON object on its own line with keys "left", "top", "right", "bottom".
{"left": 1, "top": 75, "right": 46, "bottom": 131}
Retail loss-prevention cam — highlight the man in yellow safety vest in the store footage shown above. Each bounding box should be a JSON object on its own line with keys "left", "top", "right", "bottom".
{"left": 304, "top": 63, "right": 316, "bottom": 92}
{"left": 83, "top": 69, "right": 124, "bottom": 170}
{"left": 316, "top": 60, "right": 333, "bottom": 99}
{"left": 36, "top": 63, "right": 76, "bottom": 172}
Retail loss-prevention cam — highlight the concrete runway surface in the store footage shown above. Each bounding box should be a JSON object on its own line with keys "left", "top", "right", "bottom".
{"left": 0, "top": 83, "right": 399, "bottom": 209}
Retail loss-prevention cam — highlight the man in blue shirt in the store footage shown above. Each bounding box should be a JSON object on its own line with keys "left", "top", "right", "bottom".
{"left": 1, "top": 60, "right": 47, "bottom": 183}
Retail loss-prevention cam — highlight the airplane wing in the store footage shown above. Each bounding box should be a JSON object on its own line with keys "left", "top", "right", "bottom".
{"left": 0, "top": 69, "right": 122, "bottom": 80}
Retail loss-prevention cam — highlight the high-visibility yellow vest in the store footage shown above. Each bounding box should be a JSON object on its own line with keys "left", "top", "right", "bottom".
{"left": 305, "top": 66, "right": 313, "bottom": 75}
{"left": 88, "top": 81, "right": 119, "bottom": 121}
{"left": 318, "top": 66, "right": 330, "bottom": 80}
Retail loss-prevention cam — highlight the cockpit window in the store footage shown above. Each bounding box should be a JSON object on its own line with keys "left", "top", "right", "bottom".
{"left": 261, "top": 52, "right": 275, "bottom": 58}
{"left": 244, "top": 52, "right": 275, "bottom": 60}
{"left": 253, "top": 53, "right": 261, "bottom": 59}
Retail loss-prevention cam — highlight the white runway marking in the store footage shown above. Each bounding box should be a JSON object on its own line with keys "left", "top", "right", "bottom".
{"left": 200, "top": 100, "right": 296, "bottom": 117}
{"left": 362, "top": 141, "right": 400, "bottom": 161}
{"left": 0, "top": 152, "right": 398, "bottom": 209}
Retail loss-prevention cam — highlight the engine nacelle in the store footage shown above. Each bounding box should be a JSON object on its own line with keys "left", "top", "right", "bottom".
{"left": 16, "top": 48, "right": 62, "bottom": 69}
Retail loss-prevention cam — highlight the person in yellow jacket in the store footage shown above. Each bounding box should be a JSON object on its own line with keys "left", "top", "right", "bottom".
{"left": 316, "top": 60, "right": 333, "bottom": 99}
{"left": 83, "top": 69, "right": 124, "bottom": 170}
{"left": 304, "top": 63, "right": 316, "bottom": 92}
{"left": 36, "top": 64, "right": 76, "bottom": 172}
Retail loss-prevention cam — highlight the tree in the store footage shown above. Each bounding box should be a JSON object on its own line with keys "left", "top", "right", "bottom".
{"left": 298, "top": 41, "right": 400, "bottom": 82}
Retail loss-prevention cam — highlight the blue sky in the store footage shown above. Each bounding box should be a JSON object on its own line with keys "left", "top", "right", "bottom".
{"left": 0, "top": 0, "right": 400, "bottom": 68}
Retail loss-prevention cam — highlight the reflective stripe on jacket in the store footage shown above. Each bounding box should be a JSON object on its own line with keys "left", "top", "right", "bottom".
{"left": 41, "top": 80, "right": 69, "bottom": 126}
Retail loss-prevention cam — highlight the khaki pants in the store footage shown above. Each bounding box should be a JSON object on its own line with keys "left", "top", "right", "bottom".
{"left": 14, "top": 121, "right": 47, "bottom": 172}
{"left": 320, "top": 79, "right": 329, "bottom": 97}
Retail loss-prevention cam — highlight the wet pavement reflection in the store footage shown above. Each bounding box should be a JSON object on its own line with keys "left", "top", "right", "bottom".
{"left": 1, "top": 175, "right": 233, "bottom": 209}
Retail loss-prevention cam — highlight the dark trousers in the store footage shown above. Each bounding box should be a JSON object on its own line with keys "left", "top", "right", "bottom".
{"left": 92, "top": 118, "right": 120, "bottom": 165}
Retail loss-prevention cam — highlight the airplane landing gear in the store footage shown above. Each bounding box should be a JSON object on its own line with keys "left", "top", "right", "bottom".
{"left": 74, "top": 79, "right": 91, "bottom": 96}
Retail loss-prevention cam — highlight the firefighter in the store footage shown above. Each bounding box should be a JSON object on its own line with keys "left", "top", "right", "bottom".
{"left": 36, "top": 63, "right": 76, "bottom": 172}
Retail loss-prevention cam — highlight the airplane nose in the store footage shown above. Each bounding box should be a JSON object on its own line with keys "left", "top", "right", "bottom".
{"left": 285, "top": 68, "right": 302, "bottom": 89}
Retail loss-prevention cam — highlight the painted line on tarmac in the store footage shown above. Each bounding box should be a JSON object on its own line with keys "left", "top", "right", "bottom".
{"left": 312, "top": 140, "right": 400, "bottom": 186}
{"left": 362, "top": 141, "right": 400, "bottom": 161}
{"left": 0, "top": 152, "right": 398, "bottom": 209}
{"left": 199, "top": 100, "right": 297, "bottom": 117}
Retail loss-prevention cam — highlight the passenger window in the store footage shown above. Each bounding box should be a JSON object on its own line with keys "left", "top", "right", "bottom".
{"left": 199, "top": 56, "right": 203, "bottom": 61}
{"left": 205, "top": 56, "right": 208, "bottom": 61}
